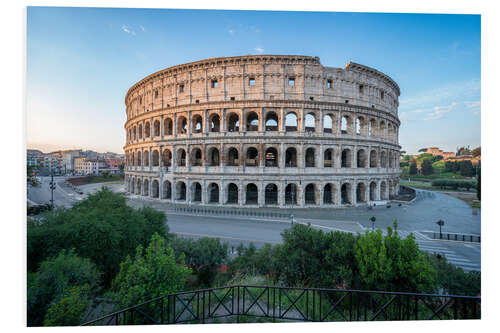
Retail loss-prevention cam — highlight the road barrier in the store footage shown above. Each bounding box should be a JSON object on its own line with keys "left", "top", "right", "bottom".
{"left": 171, "top": 206, "right": 291, "bottom": 220}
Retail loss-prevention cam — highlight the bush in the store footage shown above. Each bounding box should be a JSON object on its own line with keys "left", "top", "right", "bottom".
{"left": 27, "top": 249, "right": 101, "bottom": 327}
{"left": 27, "top": 188, "right": 169, "bottom": 286}
{"left": 421, "top": 159, "right": 434, "bottom": 176}
{"left": 432, "top": 160, "right": 446, "bottom": 174}
{"left": 427, "top": 254, "right": 480, "bottom": 295}
{"left": 431, "top": 179, "right": 476, "bottom": 190}
{"left": 43, "top": 285, "right": 91, "bottom": 326}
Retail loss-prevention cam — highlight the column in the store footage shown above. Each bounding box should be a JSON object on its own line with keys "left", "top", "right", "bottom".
{"left": 239, "top": 180, "right": 244, "bottom": 206}
{"left": 279, "top": 108, "right": 286, "bottom": 133}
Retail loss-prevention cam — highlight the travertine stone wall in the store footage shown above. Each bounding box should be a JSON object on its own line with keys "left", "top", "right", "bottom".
{"left": 123, "top": 55, "right": 401, "bottom": 208}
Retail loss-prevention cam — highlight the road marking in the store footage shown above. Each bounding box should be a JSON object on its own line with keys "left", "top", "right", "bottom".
{"left": 171, "top": 231, "right": 280, "bottom": 244}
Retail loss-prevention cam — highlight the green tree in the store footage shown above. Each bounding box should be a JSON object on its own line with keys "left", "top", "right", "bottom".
{"left": 43, "top": 285, "right": 91, "bottom": 326}
{"left": 119, "top": 162, "right": 125, "bottom": 173}
{"left": 477, "top": 167, "right": 481, "bottom": 200}
{"left": 27, "top": 249, "right": 101, "bottom": 327}
{"left": 409, "top": 160, "right": 418, "bottom": 175}
{"left": 421, "top": 159, "right": 434, "bottom": 176}
{"left": 471, "top": 147, "right": 481, "bottom": 158}
{"left": 459, "top": 160, "right": 474, "bottom": 177}
{"left": 111, "top": 233, "right": 191, "bottom": 309}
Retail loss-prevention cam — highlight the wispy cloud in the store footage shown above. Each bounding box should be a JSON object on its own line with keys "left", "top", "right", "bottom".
{"left": 254, "top": 47, "right": 264, "bottom": 54}
{"left": 228, "top": 29, "right": 235, "bottom": 36}
{"left": 424, "top": 102, "right": 457, "bottom": 121}
{"left": 121, "top": 25, "right": 136, "bottom": 35}
{"left": 139, "top": 25, "right": 145, "bottom": 32}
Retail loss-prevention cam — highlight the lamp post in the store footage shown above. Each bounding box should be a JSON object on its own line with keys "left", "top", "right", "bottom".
{"left": 436, "top": 219, "right": 444, "bottom": 239}
{"left": 49, "top": 171, "right": 56, "bottom": 209}
{"left": 370, "top": 216, "right": 376, "bottom": 231}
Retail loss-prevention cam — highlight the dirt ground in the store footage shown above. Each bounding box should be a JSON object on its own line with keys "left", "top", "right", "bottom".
{"left": 439, "top": 191, "right": 480, "bottom": 208}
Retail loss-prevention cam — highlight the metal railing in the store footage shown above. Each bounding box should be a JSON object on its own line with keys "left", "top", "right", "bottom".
{"left": 172, "top": 206, "right": 291, "bottom": 219}
{"left": 82, "top": 285, "right": 480, "bottom": 326}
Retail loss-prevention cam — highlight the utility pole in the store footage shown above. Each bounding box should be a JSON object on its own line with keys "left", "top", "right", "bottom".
{"left": 49, "top": 171, "right": 56, "bottom": 209}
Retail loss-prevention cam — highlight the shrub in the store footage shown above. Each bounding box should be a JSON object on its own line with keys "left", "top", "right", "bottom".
{"left": 43, "top": 285, "right": 91, "bottom": 326}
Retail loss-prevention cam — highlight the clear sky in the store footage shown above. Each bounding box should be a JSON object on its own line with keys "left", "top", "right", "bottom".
{"left": 26, "top": 7, "right": 480, "bottom": 154}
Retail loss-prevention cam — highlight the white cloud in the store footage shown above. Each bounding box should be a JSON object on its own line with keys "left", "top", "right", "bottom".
{"left": 424, "top": 102, "right": 457, "bottom": 121}
{"left": 139, "top": 25, "right": 145, "bottom": 32}
{"left": 465, "top": 100, "right": 481, "bottom": 110}
{"left": 228, "top": 29, "right": 235, "bottom": 36}
{"left": 121, "top": 25, "right": 136, "bottom": 35}
{"left": 254, "top": 47, "right": 264, "bottom": 54}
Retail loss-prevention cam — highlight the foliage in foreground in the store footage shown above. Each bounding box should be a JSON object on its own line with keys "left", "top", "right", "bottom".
{"left": 43, "top": 284, "right": 91, "bottom": 326}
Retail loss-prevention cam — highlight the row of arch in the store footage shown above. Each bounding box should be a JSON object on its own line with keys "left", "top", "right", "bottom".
{"left": 126, "top": 146, "right": 400, "bottom": 169}
{"left": 126, "top": 178, "right": 396, "bottom": 206}
{"left": 126, "top": 110, "right": 398, "bottom": 143}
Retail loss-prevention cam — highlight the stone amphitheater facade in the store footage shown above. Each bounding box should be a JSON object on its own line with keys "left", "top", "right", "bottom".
{"left": 124, "top": 55, "right": 401, "bottom": 208}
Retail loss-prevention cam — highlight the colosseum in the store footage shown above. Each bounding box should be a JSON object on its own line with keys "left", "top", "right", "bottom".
{"left": 124, "top": 55, "right": 401, "bottom": 208}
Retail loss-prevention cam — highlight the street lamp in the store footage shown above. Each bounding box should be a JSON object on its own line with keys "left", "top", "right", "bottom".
{"left": 436, "top": 219, "right": 445, "bottom": 239}
{"left": 49, "top": 171, "right": 56, "bottom": 209}
{"left": 370, "top": 216, "right": 376, "bottom": 231}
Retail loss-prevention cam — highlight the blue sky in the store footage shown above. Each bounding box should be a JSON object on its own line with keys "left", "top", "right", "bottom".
{"left": 26, "top": 7, "right": 480, "bottom": 154}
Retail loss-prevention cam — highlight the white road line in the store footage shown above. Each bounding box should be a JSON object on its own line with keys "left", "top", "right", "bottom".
{"left": 171, "top": 231, "right": 279, "bottom": 244}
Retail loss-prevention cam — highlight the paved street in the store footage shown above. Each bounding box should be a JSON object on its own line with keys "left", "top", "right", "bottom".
{"left": 27, "top": 177, "right": 481, "bottom": 272}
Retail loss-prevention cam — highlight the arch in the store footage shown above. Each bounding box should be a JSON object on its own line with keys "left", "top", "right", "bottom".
{"left": 175, "top": 181, "right": 186, "bottom": 201}
{"left": 133, "top": 126, "right": 137, "bottom": 141}
{"left": 381, "top": 151, "right": 387, "bottom": 168}
{"left": 136, "top": 178, "right": 142, "bottom": 195}
{"left": 369, "top": 150, "right": 378, "bottom": 168}
{"left": 154, "top": 120, "right": 160, "bottom": 136}
{"left": 143, "top": 179, "right": 149, "bottom": 196}
{"left": 177, "top": 148, "right": 186, "bottom": 167}
{"left": 305, "top": 147, "right": 316, "bottom": 167}
{"left": 177, "top": 116, "right": 187, "bottom": 134}
{"left": 341, "top": 149, "right": 352, "bottom": 168}
{"left": 369, "top": 119, "right": 376, "bottom": 136}
{"left": 305, "top": 183, "right": 317, "bottom": 205}
{"left": 341, "top": 116, "right": 349, "bottom": 134}
{"left": 138, "top": 123, "right": 143, "bottom": 139}
{"left": 265, "top": 183, "right": 278, "bottom": 205}
{"left": 265, "top": 112, "right": 279, "bottom": 131}
{"left": 305, "top": 113, "right": 316, "bottom": 132}
{"left": 227, "top": 113, "right": 240, "bottom": 132}
{"left": 246, "top": 112, "right": 259, "bottom": 131}
{"left": 164, "top": 118, "right": 173, "bottom": 135}
{"left": 132, "top": 151, "right": 136, "bottom": 166}
{"left": 341, "top": 183, "right": 352, "bottom": 205}
{"left": 137, "top": 151, "right": 142, "bottom": 166}
{"left": 191, "top": 148, "right": 203, "bottom": 166}
{"left": 226, "top": 147, "right": 239, "bottom": 166}
{"left": 130, "top": 177, "right": 135, "bottom": 194}
{"left": 265, "top": 147, "right": 278, "bottom": 167}
{"left": 323, "top": 183, "right": 336, "bottom": 205}
{"left": 152, "top": 179, "right": 159, "bottom": 198}
{"left": 246, "top": 147, "right": 259, "bottom": 167}
{"left": 323, "top": 114, "right": 333, "bottom": 133}
{"left": 369, "top": 181, "right": 377, "bottom": 201}
{"left": 284, "top": 183, "right": 297, "bottom": 205}
{"left": 245, "top": 183, "right": 258, "bottom": 205}
{"left": 162, "top": 149, "right": 172, "bottom": 167}
{"left": 357, "top": 149, "right": 367, "bottom": 168}
{"left": 380, "top": 181, "right": 388, "bottom": 200}
{"left": 162, "top": 180, "right": 172, "bottom": 199}
{"left": 208, "top": 147, "right": 220, "bottom": 166}
{"left": 152, "top": 150, "right": 159, "bottom": 166}
{"left": 143, "top": 150, "right": 150, "bottom": 167}
{"left": 209, "top": 114, "right": 220, "bottom": 132}
{"left": 145, "top": 122, "right": 151, "bottom": 138}
{"left": 324, "top": 148, "right": 334, "bottom": 167}
{"left": 379, "top": 121, "right": 386, "bottom": 138}
{"left": 226, "top": 183, "right": 238, "bottom": 204}
{"left": 285, "top": 112, "right": 298, "bottom": 132}
{"left": 192, "top": 115, "right": 203, "bottom": 134}
{"left": 356, "top": 183, "right": 366, "bottom": 203}
{"left": 388, "top": 123, "right": 393, "bottom": 139}
{"left": 285, "top": 147, "right": 297, "bottom": 167}
{"left": 191, "top": 182, "right": 202, "bottom": 202}
{"left": 356, "top": 116, "right": 366, "bottom": 136}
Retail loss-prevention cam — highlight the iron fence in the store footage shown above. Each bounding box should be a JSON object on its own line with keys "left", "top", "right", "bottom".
{"left": 82, "top": 285, "right": 480, "bottom": 326}
{"left": 172, "top": 206, "right": 291, "bottom": 219}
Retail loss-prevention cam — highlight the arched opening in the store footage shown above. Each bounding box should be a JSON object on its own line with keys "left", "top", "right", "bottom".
{"left": 265, "top": 184, "right": 278, "bottom": 205}
{"left": 305, "top": 113, "right": 315, "bottom": 132}
{"left": 177, "top": 149, "right": 186, "bottom": 167}
{"left": 138, "top": 124, "right": 143, "bottom": 139}
{"left": 380, "top": 181, "right": 388, "bottom": 200}
{"left": 285, "top": 147, "right": 297, "bottom": 167}
{"left": 130, "top": 178, "right": 135, "bottom": 194}
{"left": 152, "top": 150, "right": 159, "bottom": 166}
{"left": 369, "top": 150, "right": 377, "bottom": 168}
{"left": 246, "top": 183, "right": 258, "bottom": 205}
{"left": 226, "top": 183, "right": 238, "bottom": 204}
{"left": 143, "top": 151, "right": 149, "bottom": 167}
{"left": 177, "top": 116, "right": 187, "bottom": 134}
{"left": 137, "top": 151, "right": 142, "bottom": 166}
{"left": 285, "top": 112, "right": 298, "bottom": 132}
{"left": 164, "top": 118, "right": 173, "bottom": 135}
{"left": 341, "top": 116, "right": 349, "bottom": 134}
{"left": 323, "top": 184, "right": 335, "bottom": 204}
{"left": 370, "top": 182, "right": 377, "bottom": 201}
{"left": 341, "top": 183, "right": 351, "bottom": 205}
{"left": 175, "top": 181, "right": 186, "bottom": 201}
{"left": 192, "top": 115, "right": 203, "bottom": 133}
{"left": 324, "top": 149, "right": 333, "bottom": 167}
{"left": 246, "top": 112, "right": 259, "bottom": 131}
{"left": 388, "top": 124, "right": 393, "bottom": 139}
{"left": 341, "top": 149, "right": 352, "bottom": 168}
{"left": 145, "top": 122, "right": 151, "bottom": 138}
{"left": 381, "top": 151, "right": 387, "bottom": 168}
{"left": 191, "top": 148, "right": 202, "bottom": 166}
{"left": 162, "top": 149, "right": 172, "bottom": 167}
{"left": 265, "top": 147, "right": 278, "bottom": 167}
{"left": 154, "top": 120, "right": 160, "bottom": 136}
{"left": 357, "top": 149, "right": 367, "bottom": 168}
{"left": 246, "top": 147, "right": 259, "bottom": 167}
{"left": 379, "top": 121, "right": 386, "bottom": 138}
{"left": 143, "top": 179, "right": 149, "bottom": 196}
{"left": 265, "top": 112, "right": 278, "bottom": 131}
{"left": 208, "top": 148, "right": 220, "bottom": 166}
{"left": 136, "top": 179, "right": 142, "bottom": 195}
{"left": 227, "top": 113, "right": 240, "bottom": 132}
{"left": 305, "top": 147, "right": 316, "bottom": 167}
{"left": 152, "top": 180, "right": 159, "bottom": 198}
{"left": 355, "top": 117, "right": 365, "bottom": 135}
{"left": 305, "top": 183, "right": 316, "bottom": 205}
{"left": 192, "top": 182, "right": 202, "bottom": 202}
{"left": 132, "top": 152, "right": 136, "bottom": 166}
{"left": 369, "top": 119, "right": 376, "bottom": 136}
{"left": 210, "top": 114, "right": 220, "bottom": 132}
{"left": 323, "top": 114, "right": 333, "bottom": 133}
{"left": 227, "top": 147, "right": 239, "bottom": 166}
{"left": 356, "top": 183, "right": 366, "bottom": 203}
{"left": 285, "top": 184, "right": 297, "bottom": 205}
{"left": 162, "top": 180, "right": 172, "bottom": 199}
